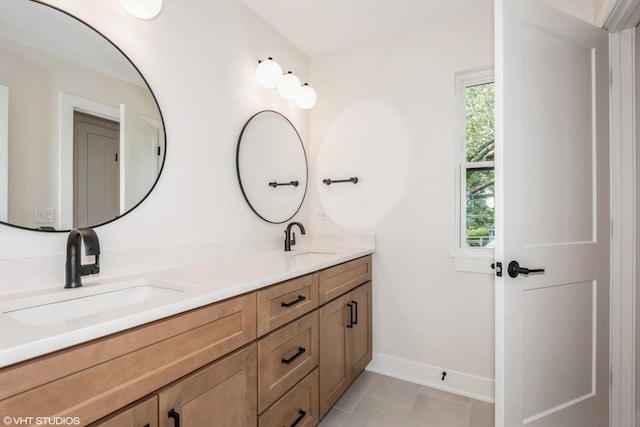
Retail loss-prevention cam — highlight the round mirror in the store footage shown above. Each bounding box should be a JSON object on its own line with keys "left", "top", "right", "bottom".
{"left": 0, "top": 0, "right": 165, "bottom": 231}
{"left": 236, "top": 111, "right": 307, "bottom": 224}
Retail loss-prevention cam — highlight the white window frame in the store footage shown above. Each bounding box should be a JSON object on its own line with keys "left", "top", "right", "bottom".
{"left": 454, "top": 68, "right": 495, "bottom": 273}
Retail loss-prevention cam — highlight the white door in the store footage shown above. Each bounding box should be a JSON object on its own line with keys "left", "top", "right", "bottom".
{"left": 119, "top": 103, "right": 160, "bottom": 213}
{"left": 495, "top": 1, "right": 609, "bottom": 426}
{"left": 73, "top": 112, "right": 120, "bottom": 228}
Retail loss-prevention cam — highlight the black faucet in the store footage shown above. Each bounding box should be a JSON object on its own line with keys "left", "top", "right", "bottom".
{"left": 65, "top": 228, "right": 101, "bottom": 288}
{"left": 284, "top": 222, "right": 306, "bottom": 251}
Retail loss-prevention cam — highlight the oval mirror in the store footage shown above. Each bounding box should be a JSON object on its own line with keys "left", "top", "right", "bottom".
{"left": 0, "top": 0, "right": 165, "bottom": 231}
{"left": 236, "top": 111, "right": 307, "bottom": 224}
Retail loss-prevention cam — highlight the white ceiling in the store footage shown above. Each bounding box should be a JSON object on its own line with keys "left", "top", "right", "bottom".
{"left": 241, "top": 0, "right": 493, "bottom": 57}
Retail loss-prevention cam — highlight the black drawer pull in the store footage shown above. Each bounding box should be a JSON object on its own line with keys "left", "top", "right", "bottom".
{"left": 168, "top": 409, "right": 180, "bottom": 427}
{"left": 290, "top": 409, "right": 307, "bottom": 427}
{"left": 281, "top": 346, "right": 306, "bottom": 364}
{"left": 281, "top": 295, "right": 306, "bottom": 308}
{"left": 352, "top": 300, "right": 358, "bottom": 325}
{"left": 347, "top": 303, "right": 354, "bottom": 328}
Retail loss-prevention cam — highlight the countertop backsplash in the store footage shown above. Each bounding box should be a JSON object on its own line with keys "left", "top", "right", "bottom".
{"left": 0, "top": 233, "right": 375, "bottom": 296}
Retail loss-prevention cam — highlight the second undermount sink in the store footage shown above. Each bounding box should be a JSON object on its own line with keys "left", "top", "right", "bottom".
{"left": 285, "top": 250, "right": 337, "bottom": 261}
{"left": 2, "top": 278, "right": 189, "bottom": 326}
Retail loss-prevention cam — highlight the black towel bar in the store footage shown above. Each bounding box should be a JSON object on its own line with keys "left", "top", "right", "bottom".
{"left": 322, "top": 177, "right": 358, "bottom": 185}
{"left": 269, "top": 180, "right": 299, "bottom": 187}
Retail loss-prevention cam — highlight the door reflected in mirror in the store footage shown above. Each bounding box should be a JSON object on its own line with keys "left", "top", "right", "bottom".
{"left": 236, "top": 111, "right": 307, "bottom": 224}
{"left": 0, "top": 0, "right": 165, "bottom": 231}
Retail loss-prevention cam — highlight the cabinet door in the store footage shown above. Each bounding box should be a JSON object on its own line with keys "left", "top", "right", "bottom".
{"left": 318, "top": 293, "right": 351, "bottom": 418}
{"left": 158, "top": 344, "right": 257, "bottom": 427}
{"left": 90, "top": 395, "right": 157, "bottom": 427}
{"left": 349, "top": 282, "right": 372, "bottom": 378}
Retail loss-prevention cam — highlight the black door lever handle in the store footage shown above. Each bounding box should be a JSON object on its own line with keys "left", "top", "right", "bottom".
{"left": 508, "top": 260, "right": 545, "bottom": 278}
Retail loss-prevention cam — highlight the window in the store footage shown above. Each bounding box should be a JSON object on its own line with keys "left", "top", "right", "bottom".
{"left": 455, "top": 69, "right": 495, "bottom": 263}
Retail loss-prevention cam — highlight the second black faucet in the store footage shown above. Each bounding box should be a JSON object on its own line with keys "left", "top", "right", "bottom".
{"left": 284, "top": 222, "right": 305, "bottom": 251}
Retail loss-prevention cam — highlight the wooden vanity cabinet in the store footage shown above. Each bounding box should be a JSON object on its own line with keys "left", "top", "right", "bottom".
{"left": 0, "top": 254, "right": 372, "bottom": 427}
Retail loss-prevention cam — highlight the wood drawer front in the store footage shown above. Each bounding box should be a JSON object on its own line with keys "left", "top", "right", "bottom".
{"left": 90, "top": 395, "right": 158, "bottom": 427}
{"left": 158, "top": 344, "right": 257, "bottom": 427}
{"left": 258, "top": 311, "right": 318, "bottom": 413}
{"left": 0, "top": 293, "right": 256, "bottom": 425}
{"left": 259, "top": 368, "right": 319, "bottom": 427}
{"left": 257, "top": 273, "right": 318, "bottom": 337}
{"left": 318, "top": 255, "right": 372, "bottom": 305}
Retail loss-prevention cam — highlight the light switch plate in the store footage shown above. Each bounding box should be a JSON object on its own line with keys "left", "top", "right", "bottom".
{"left": 34, "top": 207, "right": 55, "bottom": 223}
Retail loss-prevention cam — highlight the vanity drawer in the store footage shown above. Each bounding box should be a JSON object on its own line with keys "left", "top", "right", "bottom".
{"left": 89, "top": 395, "right": 158, "bottom": 427}
{"left": 257, "top": 273, "right": 318, "bottom": 337}
{"left": 318, "top": 255, "right": 372, "bottom": 305}
{"left": 258, "top": 311, "right": 318, "bottom": 413}
{"left": 259, "top": 368, "right": 319, "bottom": 427}
{"left": 0, "top": 293, "right": 256, "bottom": 424}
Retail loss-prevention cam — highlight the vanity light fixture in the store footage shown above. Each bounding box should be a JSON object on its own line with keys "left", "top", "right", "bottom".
{"left": 277, "top": 71, "right": 301, "bottom": 100}
{"left": 294, "top": 83, "right": 317, "bottom": 109}
{"left": 256, "top": 58, "right": 317, "bottom": 108}
{"left": 256, "top": 57, "right": 283, "bottom": 89}
{"left": 118, "top": 0, "right": 163, "bottom": 19}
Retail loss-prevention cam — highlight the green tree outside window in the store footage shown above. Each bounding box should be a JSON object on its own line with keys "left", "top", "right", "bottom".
{"left": 464, "top": 82, "right": 495, "bottom": 248}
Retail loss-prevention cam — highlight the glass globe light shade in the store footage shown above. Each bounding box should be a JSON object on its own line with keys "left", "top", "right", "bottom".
{"left": 294, "top": 83, "right": 317, "bottom": 109}
{"left": 277, "top": 72, "right": 301, "bottom": 100}
{"left": 256, "top": 58, "right": 283, "bottom": 89}
{"left": 118, "top": 0, "right": 163, "bottom": 19}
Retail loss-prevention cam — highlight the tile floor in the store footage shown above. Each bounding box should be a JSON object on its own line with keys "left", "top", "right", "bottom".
{"left": 318, "top": 371, "right": 494, "bottom": 427}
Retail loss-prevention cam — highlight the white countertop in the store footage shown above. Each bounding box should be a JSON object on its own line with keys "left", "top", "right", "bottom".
{"left": 0, "top": 246, "right": 374, "bottom": 368}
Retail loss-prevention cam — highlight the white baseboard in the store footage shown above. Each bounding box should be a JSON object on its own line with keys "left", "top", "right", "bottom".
{"left": 366, "top": 352, "right": 495, "bottom": 403}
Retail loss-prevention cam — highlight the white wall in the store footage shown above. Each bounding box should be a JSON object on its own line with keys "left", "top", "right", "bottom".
{"left": 307, "top": 4, "right": 495, "bottom": 397}
{"left": 0, "top": 0, "right": 310, "bottom": 284}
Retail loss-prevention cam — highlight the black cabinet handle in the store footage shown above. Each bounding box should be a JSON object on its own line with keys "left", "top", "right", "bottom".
{"left": 351, "top": 300, "right": 358, "bottom": 325}
{"left": 290, "top": 409, "right": 307, "bottom": 427}
{"left": 346, "top": 303, "right": 354, "bottom": 328}
{"left": 143, "top": 424, "right": 150, "bottom": 427}
{"left": 168, "top": 409, "right": 180, "bottom": 427}
{"left": 282, "top": 346, "right": 306, "bottom": 364}
{"left": 281, "top": 295, "right": 306, "bottom": 307}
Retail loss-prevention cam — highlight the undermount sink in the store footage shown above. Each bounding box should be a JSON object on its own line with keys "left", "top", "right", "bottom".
{"left": 2, "top": 278, "right": 188, "bottom": 326}
{"left": 285, "top": 250, "right": 337, "bottom": 260}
